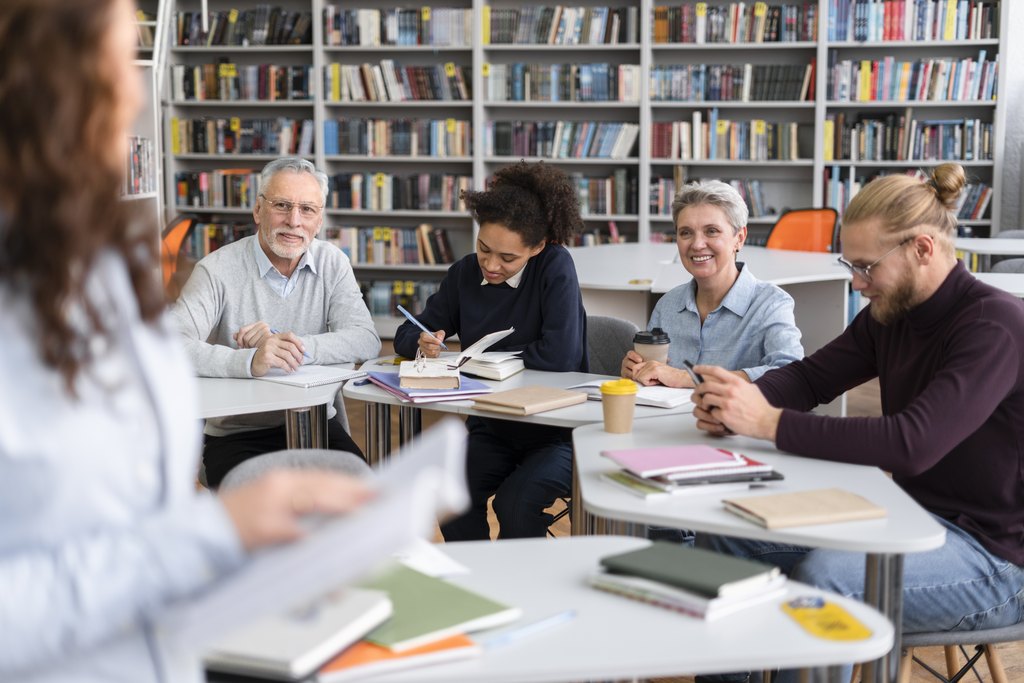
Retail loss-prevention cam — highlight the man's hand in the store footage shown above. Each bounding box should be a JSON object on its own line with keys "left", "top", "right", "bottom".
{"left": 417, "top": 330, "right": 446, "bottom": 358}
{"left": 692, "top": 365, "right": 782, "bottom": 441}
{"left": 219, "top": 470, "right": 374, "bottom": 550}
{"left": 633, "top": 361, "right": 694, "bottom": 388}
{"left": 250, "top": 331, "right": 306, "bottom": 376}
{"left": 233, "top": 321, "right": 272, "bottom": 349}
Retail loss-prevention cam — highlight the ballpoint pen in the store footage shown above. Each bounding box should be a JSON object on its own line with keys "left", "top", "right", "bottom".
{"left": 396, "top": 304, "right": 448, "bottom": 351}
{"left": 269, "top": 327, "right": 312, "bottom": 360}
{"left": 476, "top": 609, "right": 576, "bottom": 650}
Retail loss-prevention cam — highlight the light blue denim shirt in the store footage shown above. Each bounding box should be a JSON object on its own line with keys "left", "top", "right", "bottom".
{"left": 252, "top": 234, "right": 316, "bottom": 298}
{"left": 0, "top": 253, "right": 245, "bottom": 682}
{"left": 648, "top": 263, "right": 804, "bottom": 381}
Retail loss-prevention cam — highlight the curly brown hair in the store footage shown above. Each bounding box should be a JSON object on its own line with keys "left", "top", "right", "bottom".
{"left": 0, "top": 0, "right": 162, "bottom": 394}
{"left": 461, "top": 161, "right": 584, "bottom": 247}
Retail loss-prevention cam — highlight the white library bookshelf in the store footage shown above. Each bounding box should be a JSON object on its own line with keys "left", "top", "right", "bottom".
{"left": 158, "top": 0, "right": 1009, "bottom": 335}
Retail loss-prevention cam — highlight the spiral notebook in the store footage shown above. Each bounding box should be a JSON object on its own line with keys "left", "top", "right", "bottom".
{"left": 257, "top": 365, "right": 366, "bottom": 388}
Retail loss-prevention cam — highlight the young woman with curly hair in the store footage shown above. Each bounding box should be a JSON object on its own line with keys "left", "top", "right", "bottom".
{"left": 394, "top": 161, "right": 588, "bottom": 540}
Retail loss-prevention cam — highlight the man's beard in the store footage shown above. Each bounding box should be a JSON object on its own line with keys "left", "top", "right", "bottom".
{"left": 869, "top": 270, "right": 917, "bottom": 325}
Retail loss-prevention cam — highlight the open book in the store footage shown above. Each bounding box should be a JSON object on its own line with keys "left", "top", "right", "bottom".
{"left": 445, "top": 326, "right": 515, "bottom": 369}
{"left": 569, "top": 379, "right": 693, "bottom": 410}
{"left": 159, "top": 419, "right": 470, "bottom": 655}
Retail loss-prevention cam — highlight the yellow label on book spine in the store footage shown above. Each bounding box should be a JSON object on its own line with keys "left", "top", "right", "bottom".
{"left": 404, "top": 280, "right": 415, "bottom": 295}
{"left": 754, "top": 2, "right": 767, "bottom": 17}
{"left": 696, "top": 3, "right": 707, "bottom": 18}
{"left": 481, "top": 62, "right": 491, "bottom": 78}
{"left": 421, "top": 7, "right": 430, "bottom": 21}
{"left": 445, "top": 62, "right": 456, "bottom": 78}
{"left": 782, "top": 597, "right": 872, "bottom": 641}
{"left": 229, "top": 117, "right": 241, "bottom": 132}
{"left": 447, "top": 118, "right": 456, "bottom": 133}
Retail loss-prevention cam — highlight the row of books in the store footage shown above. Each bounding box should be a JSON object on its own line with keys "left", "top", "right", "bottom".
{"left": 179, "top": 222, "right": 255, "bottom": 262}
{"left": 484, "top": 63, "right": 641, "bottom": 103}
{"left": 324, "top": 224, "right": 454, "bottom": 266}
{"left": 323, "top": 7, "right": 472, "bottom": 47}
{"left": 170, "top": 63, "right": 313, "bottom": 102}
{"left": 484, "top": 120, "right": 640, "bottom": 160}
{"left": 651, "top": 174, "right": 771, "bottom": 219}
{"left": 823, "top": 166, "right": 991, "bottom": 219}
{"left": 826, "top": 52, "right": 998, "bottom": 102}
{"left": 124, "top": 136, "right": 156, "bottom": 196}
{"left": 174, "top": 8, "right": 312, "bottom": 46}
{"left": 322, "top": 118, "right": 471, "bottom": 158}
{"left": 135, "top": 10, "right": 156, "bottom": 48}
{"left": 828, "top": 0, "right": 999, "bottom": 42}
{"left": 575, "top": 223, "right": 629, "bottom": 247}
{"left": 824, "top": 112, "right": 993, "bottom": 162}
{"left": 327, "top": 173, "right": 471, "bottom": 213}
{"left": 651, "top": 118, "right": 808, "bottom": 162}
{"left": 175, "top": 170, "right": 260, "bottom": 209}
{"left": 169, "top": 117, "right": 314, "bottom": 156}
{"left": 571, "top": 170, "right": 640, "bottom": 216}
{"left": 323, "top": 61, "right": 471, "bottom": 103}
{"left": 361, "top": 280, "right": 441, "bottom": 318}
{"left": 483, "top": 6, "right": 640, "bottom": 45}
{"left": 650, "top": 62, "right": 815, "bottom": 102}
{"left": 652, "top": 3, "right": 818, "bottom": 44}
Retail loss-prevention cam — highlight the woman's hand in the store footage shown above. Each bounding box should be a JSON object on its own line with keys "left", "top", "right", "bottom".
{"left": 417, "top": 330, "right": 446, "bottom": 358}
{"left": 633, "top": 362, "right": 694, "bottom": 388}
{"left": 219, "top": 470, "right": 374, "bottom": 551}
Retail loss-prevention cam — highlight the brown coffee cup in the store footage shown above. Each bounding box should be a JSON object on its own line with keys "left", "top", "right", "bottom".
{"left": 633, "top": 327, "right": 670, "bottom": 363}
{"left": 600, "top": 379, "right": 638, "bottom": 433}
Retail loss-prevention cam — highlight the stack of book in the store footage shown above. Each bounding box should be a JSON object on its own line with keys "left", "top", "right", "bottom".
{"left": 367, "top": 371, "right": 491, "bottom": 404}
{"left": 600, "top": 443, "right": 783, "bottom": 499}
{"left": 590, "top": 541, "right": 787, "bottom": 620}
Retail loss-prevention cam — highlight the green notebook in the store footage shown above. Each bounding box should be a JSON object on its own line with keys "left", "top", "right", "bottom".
{"left": 599, "top": 541, "right": 780, "bottom": 599}
{"left": 358, "top": 563, "right": 521, "bottom": 653}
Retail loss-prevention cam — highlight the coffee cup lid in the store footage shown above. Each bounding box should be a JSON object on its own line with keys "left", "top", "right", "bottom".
{"left": 633, "top": 327, "right": 670, "bottom": 345}
{"left": 601, "top": 379, "right": 638, "bottom": 396}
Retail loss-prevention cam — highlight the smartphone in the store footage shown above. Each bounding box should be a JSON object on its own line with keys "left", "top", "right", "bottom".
{"left": 682, "top": 359, "right": 703, "bottom": 385}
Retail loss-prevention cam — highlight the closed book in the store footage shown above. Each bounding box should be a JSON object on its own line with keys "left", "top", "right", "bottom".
{"left": 601, "top": 444, "right": 744, "bottom": 478}
{"left": 723, "top": 487, "right": 887, "bottom": 529}
{"left": 358, "top": 563, "right": 521, "bottom": 652}
{"left": 472, "top": 386, "right": 587, "bottom": 416}
{"left": 367, "top": 371, "right": 492, "bottom": 404}
{"left": 601, "top": 471, "right": 762, "bottom": 501}
{"left": 600, "top": 541, "right": 781, "bottom": 599}
{"left": 204, "top": 588, "right": 393, "bottom": 679}
{"left": 399, "top": 359, "right": 460, "bottom": 390}
{"left": 590, "top": 569, "right": 787, "bottom": 620}
{"left": 317, "top": 634, "right": 480, "bottom": 682}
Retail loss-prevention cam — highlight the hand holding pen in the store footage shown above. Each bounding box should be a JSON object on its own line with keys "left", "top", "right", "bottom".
{"left": 245, "top": 326, "right": 311, "bottom": 377}
{"left": 396, "top": 304, "right": 448, "bottom": 356}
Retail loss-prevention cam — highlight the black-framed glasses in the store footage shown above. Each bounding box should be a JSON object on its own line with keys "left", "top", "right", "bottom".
{"left": 836, "top": 238, "right": 913, "bottom": 282}
{"left": 258, "top": 194, "right": 322, "bottom": 219}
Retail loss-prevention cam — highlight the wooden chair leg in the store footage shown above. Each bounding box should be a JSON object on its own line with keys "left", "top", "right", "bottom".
{"left": 849, "top": 663, "right": 861, "bottom": 683}
{"left": 983, "top": 644, "right": 1009, "bottom": 683}
{"left": 896, "top": 647, "right": 913, "bottom": 683}
{"left": 943, "top": 645, "right": 960, "bottom": 679}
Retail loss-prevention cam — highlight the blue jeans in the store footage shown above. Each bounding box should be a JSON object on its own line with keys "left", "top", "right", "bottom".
{"left": 701, "top": 515, "right": 1024, "bottom": 683}
{"left": 440, "top": 417, "right": 573, "bottom": 541}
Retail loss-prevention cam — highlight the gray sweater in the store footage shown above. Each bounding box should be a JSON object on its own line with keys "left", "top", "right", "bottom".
{"left": 172, "top": 235, "right": 380, "bottom": 435}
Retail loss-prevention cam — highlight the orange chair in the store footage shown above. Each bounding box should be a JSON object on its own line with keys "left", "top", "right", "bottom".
{"left": 765, "top": 208, "right": 839, "bottom": 253}
{"left": 160, "top": 215, "right": 196, "bottom": 299}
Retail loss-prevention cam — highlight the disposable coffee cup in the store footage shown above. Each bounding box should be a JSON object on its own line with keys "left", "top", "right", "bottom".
{"left": 633, "top": 327, "right": 671, "bottom": 363}
{"left": 600, "top": 379, "right": 638, "bottom": 434}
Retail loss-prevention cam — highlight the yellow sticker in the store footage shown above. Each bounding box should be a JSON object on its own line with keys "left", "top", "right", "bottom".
{"left": 381, "top": 227, "right": 392, "bottom": 240}
{"left": 375, "top": 172, "right": 385, "bottom": 188}
{"left": 696, "top": 2, "right": 707, "bottom": 18}
{"left": 373, "top": 227, "right": 384, "bottom": 240}
{"left": 228, "top": 8, "right": 239, "bottom": 23}
{"left": 218, "top": 63, "right": 238, "bottom": 78}
{"left": 392, "top": 280, "right": 403, "bottom": 294}
{"left": 781, "top": 597, "right": 872, "bottom": 641}
{"left": 421, "top": 7, "right": 431, "bottom": 21}
{"left": 444, "top": 62, "right": 456, "bottom": 78}
{"left": 404, "top": 280, "right": 415, "bottom": 295}
{"left": 229, "top": 116, "right": 241, "bottom": 132}
{"left": 754, "top": 120, "right": 766, "bottom": 135}
{"left": 481, "top": 62, "right": 491, "bottom": 77}
{"left": 446, "top": 118, "right": 456, "bottom": 133}
{"left": 754, "top": 2, "right": 767, "bottom": 17}
{"left": 716, "top": 119, "right": 729, "bottom": 134}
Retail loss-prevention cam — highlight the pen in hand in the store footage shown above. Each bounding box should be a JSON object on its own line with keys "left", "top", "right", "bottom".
{"left": 396, "top": 304, "right": 448, "bottom": 351}
{"left": 269, "top": 327, "right": 312, "bottom": 360}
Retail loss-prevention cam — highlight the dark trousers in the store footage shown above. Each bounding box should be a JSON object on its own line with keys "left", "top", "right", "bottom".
{"left": 203, "top": 420, "right": 364, "bottom": 489}
{"left": 441, "top": 416, "right": 573, "bottom": 541}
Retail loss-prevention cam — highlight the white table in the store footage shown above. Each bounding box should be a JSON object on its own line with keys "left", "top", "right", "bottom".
{"left": 974, "top": 271, "right": 1024, "bottom": 297}
{"left": 954, "top": 237, "right": 1024, "bottom": 271}
{"left": 572, "top": 417, "right": 946, "bottom": 683}
{"left": 319, "top": 536, "right": 894, "bottom": 682}
{"left": 343, "top": 360, "right": 694, "bottom": 467}
{"left": 197, "top": 376, "right": 347, "bottom": 449}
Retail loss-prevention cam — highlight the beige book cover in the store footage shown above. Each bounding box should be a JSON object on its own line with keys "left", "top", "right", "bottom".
{"left": 723, "top": 487, "right": 887, "bottom": 529}
{"left": 472, "top": 386, "right": 586, "bottom": 416}
{"left": 399, "top": 360, "right": 460, "bottom": 390}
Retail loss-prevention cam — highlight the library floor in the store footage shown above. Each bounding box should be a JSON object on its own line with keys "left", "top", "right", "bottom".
{"left": 344, "top": 347, "right": 1023, "bottom": 683}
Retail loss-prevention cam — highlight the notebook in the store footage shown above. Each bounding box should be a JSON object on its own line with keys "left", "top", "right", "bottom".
{"left": 471, "top": 386, "right": 587, "bottom": 416}
{"left": 316, "top": 634, "right": 480, "bottom": 682}
{"left": 601, "top": 444, "right": 745, "bottom": 478}
{"left": 599, "top": 541, "right": 781, "bottom": 599}
{"left": 204, "top": 588, "right": 392, "bottom": 680}
{"left": 601, "top": 470, "right": 781, "bottom": 500}
{"left": 569, "top": 380, "right": 693, "bottom": 409}
{"left": 256, "top": 365, "right": 366, "bottom": 388}
{"left": 367, "top": 371, "right": 493, "bottom": 404}
{"left": 723, "top": 488, "right": 887, "bottom": 529}
{"left": 358, "top": 563, "right": 521, "bottom": 652}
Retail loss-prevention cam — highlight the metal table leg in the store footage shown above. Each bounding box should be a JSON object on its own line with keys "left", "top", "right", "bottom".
{"left": 398, "top": 405, "right": 422, "bottom": 446}
{"left": 861, "top": 553, "right": 905, "bottom": 683}
{"left": 363, "top": 402, "right": 392, "bottom": 467}
{"left": 284, "top": 403, "right": 328, "bottom": 449}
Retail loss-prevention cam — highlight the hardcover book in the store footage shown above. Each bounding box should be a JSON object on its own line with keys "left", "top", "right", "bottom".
{"left": 472, "top": 386, "right": 587, "bottom": 416}
{"left": 723, "top": 487, "right": 887, "bottom": 529}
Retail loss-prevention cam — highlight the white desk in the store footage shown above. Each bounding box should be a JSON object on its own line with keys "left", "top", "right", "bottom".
{"left": 264, "top": 536, "right": 890, "bottom": 683}
{"left": 197, "top": 376, "right": 347, "bottom": 449}
{"left": 974, "top": 271, "right": 1024, "bottom": 297}
{"left": 344, "top": 360, "right": 694, "bottom": 467}
{"left": 572, "top": 418, "right": 946, "bottom": 683}
{"left": 954, "top": 237, "right": 1024, "bottom": 271}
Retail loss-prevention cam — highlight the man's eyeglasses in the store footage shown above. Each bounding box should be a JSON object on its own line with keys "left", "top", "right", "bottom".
{"left": 836, "top": 237, "right": 913, "bottom": 282}
{"left": 259, "top": 194, "right": 322, "bottom": 219}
